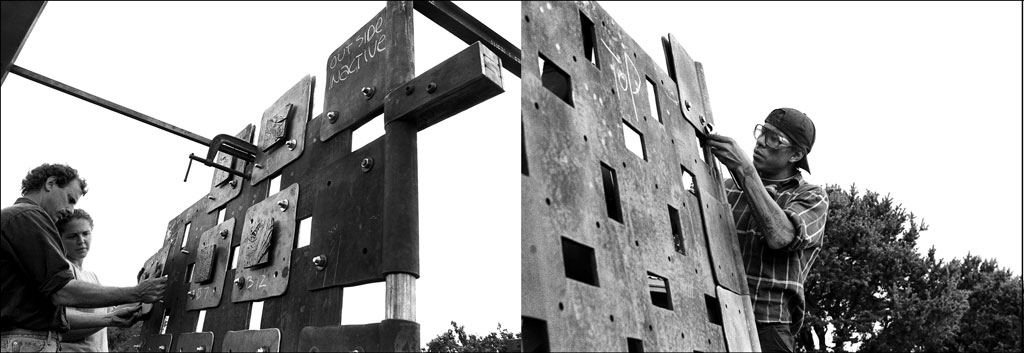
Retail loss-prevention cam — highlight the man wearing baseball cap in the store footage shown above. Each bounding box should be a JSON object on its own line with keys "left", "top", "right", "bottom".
{"left": 706, "top": 108, "right": 829, "bottom": 352}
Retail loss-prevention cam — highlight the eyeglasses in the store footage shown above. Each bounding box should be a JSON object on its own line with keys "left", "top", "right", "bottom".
{"left": 753, "top": 124, "right": 792, "bottom": 149}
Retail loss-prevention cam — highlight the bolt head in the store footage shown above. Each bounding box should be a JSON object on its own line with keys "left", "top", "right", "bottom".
{"left": 256, "top": 346, "right": 268, "bottom": 353}
{"left": 254, "top": 163, "right": 264, "bottom": 169}
{"left": 229, "top": 180, "right": 238, "bottom": 188}
{"left": 360, "top": 157, "right": 373, "bottom": 173}
{"left": 187, "top": 290, "right": 196, "bottom": 299}
{"left": 196, "top": 346, "right": 207, "bottom": 352}
{"left": 158, "top": 345, "right": 166, "bottom": 352}
{"left": 326, "top": 111, "right": 338, "bottom": 123}
{"left": 235, "top": 277, "right": 245, "bottom": 288}
{"left": 404, "top": 86, "right": 415, "bottom": 95}
{"left": 286, "top": 139, "right": 297, "bottom": 150}
{"left": 313, "top": 255, "right": 327, "bottom": 270}
{"left": 277, "top": 199, "right": 290, "bottom": 211}
{"left": 220, "top": 229, "right": 229, "bottom": 238}
{"left": 426, "top": 82, "right": 438, "bottom": 93}
{"left": 181, "top": 249, "right": 190, "bottom": 255}
{"left": 361, "top": 86, "right": 375, "bottom": 99}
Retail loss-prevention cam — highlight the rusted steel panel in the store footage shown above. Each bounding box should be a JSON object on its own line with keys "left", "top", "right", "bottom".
{"left": 522, "top": 1, "right": 752, "bottom": 351}
{"left": 231, "top": 184, "right": 298, "bottom": 303}
{"left": 250, "top": 76, "right": 312, "bottom": 185}
{"left": 175, "top": 332, "right": 214, "bottom": 352}
{"left": 718, "top": 286, "right": 755, "bottom": 352}
{"left": 187, "top": 218, "right": 235, "bottom": 311}
{"left": 221, "top": 328, "right": 281, "bottom": 352}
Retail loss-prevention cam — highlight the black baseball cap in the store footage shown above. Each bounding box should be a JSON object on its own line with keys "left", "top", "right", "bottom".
{"left": 764, "top": 108, "right": 816, "bottom": 173}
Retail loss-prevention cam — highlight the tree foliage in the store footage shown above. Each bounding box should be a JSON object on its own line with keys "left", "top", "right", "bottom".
{"left": 798, "top": 184, "right": 1022, "bottom": 352}
{"left": 424, "top": 321, "right": 521, "bottom": 352}
{"left": 107, "top": 323, "right": 142, "bottom": 352}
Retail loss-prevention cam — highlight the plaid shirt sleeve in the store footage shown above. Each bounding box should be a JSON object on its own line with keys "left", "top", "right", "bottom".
{"left": 782, "top": 185, "right": 829, "bottom": 251}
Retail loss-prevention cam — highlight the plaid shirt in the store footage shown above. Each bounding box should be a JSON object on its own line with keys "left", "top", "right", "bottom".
{"left": 724, "top": 172, "right": 829, "bottom": 330}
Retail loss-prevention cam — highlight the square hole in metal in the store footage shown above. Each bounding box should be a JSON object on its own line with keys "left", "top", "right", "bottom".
{"left": 297, "top": 216, "right": 311, "bottom": 248}
{"left": 601, "top": 162, "right": 624, "bottom": 223}
{"left": 668, "top": 205, "right": 685, "bottom": 255}
{"left": 580, "top": 10, "right": 599, "bottom": 68}
{"left": 695, "top": 133, "right": 706, "bottom": 164}
{"left": 681, "top": 165, "right": 697, "bottom": 195}
{"left": 622, "top": 119, "right": 646, "bottom": 161}
{"left": 231, "top": 245, "right": 240, "bottom": 270}
{"left": 249, "top": 301, "right": 264, "bottom": 330}
{"left": 627, "top": 337, "right": 644, "bottom": 353}
{"left": 645, "top": 76, "right": 661, "bottom": 123}
{"left": 705, "top": 294, "right": 723, "bottom": 326}
{"left": 539, "top": 52, "right": 573, "bottom": 107}
{"left": 185, "top": 263, "right": 195, "bottom": 282}
{"left": 181, "top": 222, "right": 192, "bottom": 250}
{"left": 341, "top": 282, "right": 385, "bottom": 325}
{"left": 195, "top": 310, "right": 207, "bottom": 332}
{"left": 648, "top": 272, "right": 673, "bottom": 310}
{"left": 217, "top": 208, "right": 226, "bottom": 224}
{"left": 522, "top": 316, "right": 550, "bottom": 352}
{"left": 521, "top": 119, "right": 529, "bottom": 176}
{"left": 159, "top": 311, "right": 170, "bottom": 334}
{"left": 268, "top": 175, "right": 281, "bottom": 197}
{"left": 352, "top": 113, "right": 384, "bottom": 152}
{"left": 561, "top": 237, "right": 599, "bottom": 287}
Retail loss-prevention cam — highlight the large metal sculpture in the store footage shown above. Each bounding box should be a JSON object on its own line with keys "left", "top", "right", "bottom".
{"left": 521, "top": 1, "right": 760, "bottom": 351}
{"left": 2, "top": 1, "right": 518, "bottom": 352}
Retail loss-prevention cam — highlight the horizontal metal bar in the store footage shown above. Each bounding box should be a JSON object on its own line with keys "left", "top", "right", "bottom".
{"left": 414, "top": 1, "right": 521, "bottom": 78}
{"left": 9, "top": 65, "right": 212, "bottom": 147}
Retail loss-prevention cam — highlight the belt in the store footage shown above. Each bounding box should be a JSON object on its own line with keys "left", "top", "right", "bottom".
{"left": 1, "top": 328, "right": 62, "bottom": 342}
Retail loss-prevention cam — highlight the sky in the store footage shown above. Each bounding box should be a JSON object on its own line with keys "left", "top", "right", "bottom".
{"left": 598, "top": 1, "right": 1023, "bottom": 275}
{"left": 2, "top": 1, "right": 1022, "bottom": 350}
{"left": 0, "top": 1, "right": 519, "bottom": 347}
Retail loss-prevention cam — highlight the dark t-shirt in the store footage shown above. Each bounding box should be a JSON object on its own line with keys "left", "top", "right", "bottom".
{"left": 0, "top": 198, "right": 75, "bottom": 332}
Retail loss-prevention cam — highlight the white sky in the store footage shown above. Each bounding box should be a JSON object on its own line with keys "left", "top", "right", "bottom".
{"left": 0, "top": 1, "right": 519, "bottom": 347}
{"left": 599, "top": 1, "right": 1023, "bottom": 275}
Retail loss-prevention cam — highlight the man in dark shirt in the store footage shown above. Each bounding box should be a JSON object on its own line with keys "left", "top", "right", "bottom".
{"left": 1, "top": 163, "right": 169, "bottom": 352}
{"left": 706, "top": 108, "right": 829, "bottom": 352}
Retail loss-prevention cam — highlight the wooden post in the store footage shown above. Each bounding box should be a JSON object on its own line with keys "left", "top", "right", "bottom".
{"left": 385, "top": 273, "right": 416, "bottom": 321}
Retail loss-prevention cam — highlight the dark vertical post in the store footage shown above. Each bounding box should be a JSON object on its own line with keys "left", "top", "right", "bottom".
{"left": 382, "top": 0, "right": 418, "bottom": 323}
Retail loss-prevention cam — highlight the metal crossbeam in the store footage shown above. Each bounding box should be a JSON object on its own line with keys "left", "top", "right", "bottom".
{"left": 414, "top": 1, "right": 521, "bottom": 77}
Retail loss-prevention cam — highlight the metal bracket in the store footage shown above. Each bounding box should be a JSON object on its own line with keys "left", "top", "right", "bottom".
{"left": 222, "top": 328, "right": 281, "bottom": 353}
{"left": 319, "top": 8, "right": 390, "bottom": 140}
{"left": 187, "top": 218, "right": 234, "bottom": 311}
{"left": 251, "top": 76, "right": 312, "bottom": 185}
{"left": 176, "top": 332, "right": 214, "bottom": 353}
{"left": 231, "top": 184, "right": 298, "bottom": 303}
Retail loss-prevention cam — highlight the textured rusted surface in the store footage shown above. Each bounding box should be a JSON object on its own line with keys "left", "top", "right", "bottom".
{"left": 521, "top": 1, "right": 755, "bottom": 351}
{"left": 175, "top": 332, "right": 214, "bottom": 352}
{"left": 231, "top": 184, "right": 298, "bottom": 303}
{"left": 250, "top": 76, "right": 312, "bottom": 185}
{"left": 187, "top": 218, "right": 235, "bottom": 311}
{"left": 221, "top": 328, "right": 281, "bottom": 352}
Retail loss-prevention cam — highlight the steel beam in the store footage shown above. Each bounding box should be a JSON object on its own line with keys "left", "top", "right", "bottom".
{"left": 414, "top": 1, "right": 521, "bottom": 77}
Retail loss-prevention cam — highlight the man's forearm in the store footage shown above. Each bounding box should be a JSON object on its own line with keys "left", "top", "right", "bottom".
{"left": 64, "top": 310, "right": 106, "bottom": 340}
{"left": 738, "top": 168, "right": 796, "bottom": 249}
{"left": 52, "top": 279, "right": 137, "bottom": 308}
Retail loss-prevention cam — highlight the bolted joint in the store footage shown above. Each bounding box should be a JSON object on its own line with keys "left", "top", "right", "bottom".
{"left": 254, "top": 163, "right": 264, "bottom": 169}
{"left": 220, "top": 229, "right": 229, "bottom": 238}
{"left": 361, "top": 86, "right": 375, "bottom": 99}
{"left": 187, "top": 290, "right": 196, "bottom": 299}
{"left": 404, "top": 85, "right": 415, "bottom": 95}
{"left": 426, "top": 82, "right": 438, "bottom": 93}
{"left": 326, "top": 111, "right": 338, "bottom": 124}
{"left": 256, "top": 346, "right": 269, "bottom": 353}
{"left": 235, "top": 277, "right": 245, "bottom": 289}
{"left": 313, "top": 255, "right": 328, "bottom": 271}
{"left": 277, "top": 199, "right": 290, "bottom": 212}
{"left": 286, "top": 139, "right": 297, "bottom": 150}
{"left": 360, "top": 157, "right": 374, "bottom": 173}
{"left": 158, "top": 345, "right": 166, "bottom": 352}
{"left": 181, "top": 249, "right": 190, "bottom": 255}
{"left": 196, "top": 346, "right": 207, "bottom": 352}
{"left": 229, "top": 179, "right": 238, "bottom": 189}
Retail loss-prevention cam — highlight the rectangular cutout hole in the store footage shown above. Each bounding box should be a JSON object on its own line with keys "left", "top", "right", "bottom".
{"left": 705, "top": 294, "right": 723, "bottom": 326}
{"left": 522, "top": 316, "right": 550, "bottom": 352}
{"left": 352, "top": 114, "right": 384, "bottom": 151}
{"left": 185, "top": 263, "right": 195, "bottom": 283}
{"left": 622, "top": 119, "right": 646, "bottom": 161}
{"left": 561, "top": 237, "right": 599, "bottom": 287}
{"left": 539, "top": 52, "right": 573, "bottom": 107}
{"left": 297, "top": 216, "right": 312, "bottom": 248}
{"left": 217, "top": 208, "right": 225, "bottom": 224}
{"left": 159, "top": 311, "right": 170, "bottom": 334}
{"left": 601, "top": 162, "right": 623, "bottom": 223}
{"left": 645, "top": 76, "right": 661, "bottom": 123}
{"left": 681, "top": 165, "right": 697, "bottom": 195}
{"left": 341, "top": 282, "right": 385, "bottom": 325}
{"left": 249, "top": 301, "right": 264, "bottom": 330}
{"left": 695, "top": 134, "right": 706, "bottom": 164}
{"left": 231, "top": 245, "right": 240, "bottom": 270}
{"left": 648, "top": 272, "right": 673, "bottom": 310}
{"left": 627, "top": 337, "right": 644, "bottom": 353}
{"left": 521, "top": 119, "right": 529, "bottom": 176}
{"left": 268, "top": 175, "right": 281, "bottom": 196}
{"left": 195, "top": 310, "right": 206, "bottom": 332}
{"left": 181, "top": 222, "right": 191, "bottom": 249}
{"left": 668, "top": 205, "right": 685, "bottom": 255}
{"left": 580, "top": 10, "right": 599, "bottom": 68}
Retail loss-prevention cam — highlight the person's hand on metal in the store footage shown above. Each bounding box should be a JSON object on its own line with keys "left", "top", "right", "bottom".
{"left": 108, "top": 305, "right": 142, "bottom": 327}
{"left": 706, "top": 133, "right": 754, "bottom": 176}
{"left": 133, "top": 275, "right": 168, "bottom": 303}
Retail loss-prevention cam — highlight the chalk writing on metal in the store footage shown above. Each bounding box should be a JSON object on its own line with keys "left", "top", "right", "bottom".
{"left": 327, "top": 15, "right": 388, "bottom": 90}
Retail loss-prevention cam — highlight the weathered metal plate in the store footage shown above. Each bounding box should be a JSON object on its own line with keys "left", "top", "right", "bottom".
{"left": 319, "top": 8, "right": 389, "bottom": 140}
{"left": 251, "top": 76, "right": 312, "bottom": 186}
{"left": 664, "top": 34, "right": 706, "bottom": 131}
{"left": 307, "top": 138, "right": 385, "bottom": 290}
{"left": 241, "top": 216, "right": 274, "bottom": 268}
{"left": 192, "top": 244, "right": 216, "bottom": 284}
{"left": 187, "top": 218, "right": 234, "bottom": 311}
{"left": 384, "top": 41, "right": 504, "bottom": 130}
{"left": 140, "top": 334, "right": 173, "bottom": 352}
{"left": 207, "top": 125, "right": 254, "bottom": 213}
{"left": 717, "top": 286, "right": 754, "bottom": 352}
{"left": 297, "top": 320, "right": 420, "bottom": 352}
{"left": 175, "top": 332, "right": 214, "bottom": 352}
{"left": 258, "top": 103, "right": 292, "bottom": 152}
{"left": 700, "top": 196, "right": 748, "bottom": 295}
{"left": 521, "top": 1, "right": 751, "bottom": 351}
{"left": 222, "top": 328, "right": 281, "bottom": 353}
{"left": 231, "top": 184, "right": 298, "bottom": 303}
